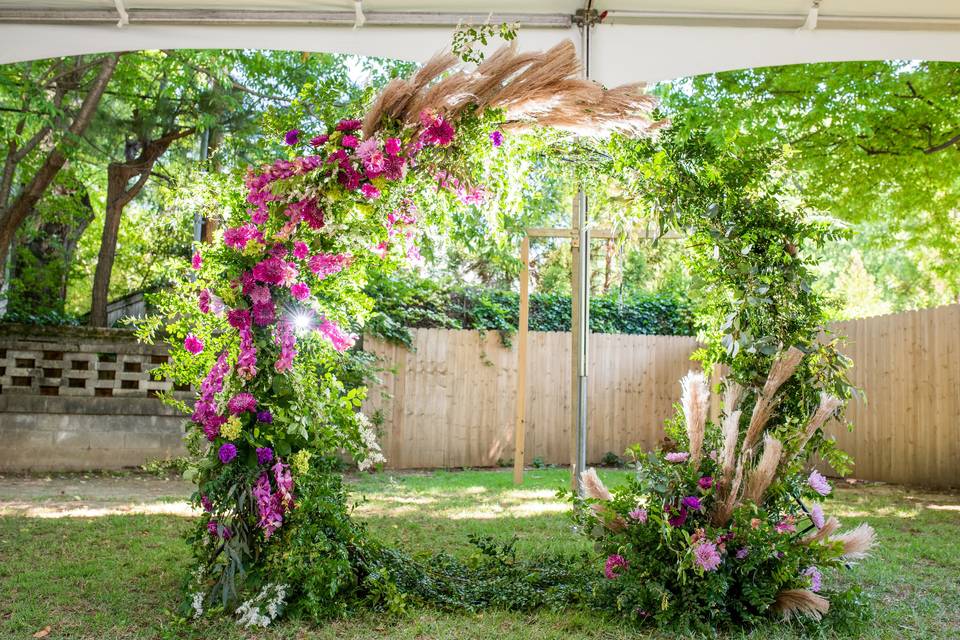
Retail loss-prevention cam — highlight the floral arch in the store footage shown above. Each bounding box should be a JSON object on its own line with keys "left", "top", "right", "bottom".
{"left": 142, "top": 40, "right": 875, "bottom": 631}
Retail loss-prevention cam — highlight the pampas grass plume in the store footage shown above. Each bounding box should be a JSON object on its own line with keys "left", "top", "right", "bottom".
{"left": 773, "top": 589, "right": 830, "bottom": 621}
{"left": 680, "top": 371, "right": 710, "bottom": 468}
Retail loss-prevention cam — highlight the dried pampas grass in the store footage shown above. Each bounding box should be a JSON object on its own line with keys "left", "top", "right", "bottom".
{"left": 680, "top": 371, "right": 710, "bottom": 469}
{"left": 581, "top": 467, "right": 612, "bottom": 502}
{"left": 362, "top": 39, "right": 666, "bottom": 139}
{"left": 742, "top": 435, "right": 784, "bottom": 505}
{"left": 799, "top": 393, "right": 843, "bottom": 451}
{"left": 773, "top": 589, "right": 830, "bottom": 621}
{"left": 834, "top": 523, "right": 877, "bottom": 561}
{"left": 742, "top": 347, "right": 805, "bottom": 452}
{"left": 803, "top": 516, "right": 840, "bottom": 544}
{"left": 717, "top": 408, "right": 741, "bottom": 494}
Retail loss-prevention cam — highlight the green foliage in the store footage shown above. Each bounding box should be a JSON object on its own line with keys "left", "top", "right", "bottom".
{"left": 365, "top": 272, "right": 693, "bottom": 347}
{"left": 451, "top": 23, "right": 519, "bottom": 64}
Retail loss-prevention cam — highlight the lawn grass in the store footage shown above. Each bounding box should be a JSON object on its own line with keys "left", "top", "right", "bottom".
{"left": 1, "top": 468, "right": 958, "bottom": 639}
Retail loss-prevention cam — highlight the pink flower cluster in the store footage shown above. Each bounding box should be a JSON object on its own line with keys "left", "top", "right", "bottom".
{"left": 252, "top": 460, "right": 295, "bottom": 539}
{"left": 192, "top": 350, "right": 230, "bottom": 441}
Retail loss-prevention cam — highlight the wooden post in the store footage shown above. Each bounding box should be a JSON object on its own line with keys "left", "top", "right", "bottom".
{"left": 569, "top": 196, "right": 582, "bottom": 490}
{"left": 513, "top": 236, "right": 530, "bottom": 484}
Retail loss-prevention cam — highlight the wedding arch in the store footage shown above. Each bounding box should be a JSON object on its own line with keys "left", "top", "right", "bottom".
{"left": 139, "top": 40, "right": 875, "bottom": 630}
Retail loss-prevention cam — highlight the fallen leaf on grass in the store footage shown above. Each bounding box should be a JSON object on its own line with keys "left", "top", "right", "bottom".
{"left": 33, "top": 626, "right": 51, "bottom": 638}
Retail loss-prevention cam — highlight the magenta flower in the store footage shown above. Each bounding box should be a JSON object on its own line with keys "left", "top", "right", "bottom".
{"left": 284, "top": 129, "right": 299, "bottom": 145}
{"left": 218, "top": 443, "right": 237, "bottom": 464}
{"left": 253, "top": 472, "right": 283, "bottom": 538}
{"left": 249, "top": 285, "right": 272, "bottom": 305}
{"left": 310, "top": 134, "right": 329, "bottom": 146}
{"left": 290, "top": 282, "right": 311, "bottom": 301}
{"left": 335, "top": 118, "right": 361, "bottom": 132}
{"left": 489, "top": 130, "right": 504, "bottom": 147}
{"left": 666, "top": 504, "right": 688, "bottom": 527}
{"left": 384, "top": 137, "right": 402, "bottom": 156}
{"left": 681, "top": 495, "right": 702, "bottom": 511}
{"left": 803, "top": 566, "right": 823, "bottom": 592}
{"left": 252, "top": 301, "right": 277, "bottom": 327}
{"left": 252, "top": 255, "right": 298, "bottom": 287}
{"left": 341, "top": 134, "right": 358, "bottom": 148}
{"left": 228, "top": 392, "right": 257, "bottom": 415}
{"left": 317, "top": 317, "right": 356, "bottom": 352}
{"left": 604, "top": 554, "right": 628, "bottom": 579}
{"left": 360, "top": 183, "right": 381, "bottom": 199}
{"left": 308, "top": 252, "right": 350, "bottom": 279}
{"left": 201, "top": 495, "right": 213, "bottom": 512}
{"left": 183, "top": 334, "right": 204, "bottom": 355}
{"left": 207, "top": 521, "right": 232, "bottom": 539}
{"left": 422, "top": 116, "right": 455, "bottom": 146}
{"left": 665, "top": 451, "right": 689, "bottom": 463}
{"left": 191, "top": 252, "right": 202, "bottom": 270}
{"left": 274, "top": 320, "right": 298, "bottom": 372}
{"left": 693, "top": 541, "right": 722, "bottom": 571}
{"left": 808, "top": 470, "right": 832, "bottom": 496}
{"left": 256, "top": 410, "right": 273, "bottom": 424}
{"left": 293, "top": 242, "right": 310, "bottom": 260}
{"left": 698, "top": 476, "right": 713, "bottom": 490}
{"left": 629, "top": 508, "right": 648, "bottom": 523}
{"left": 775, "top": 516, "right": 797, "bottom": 533}
{"left": 256, "top": 447, "right": 273, "bottom": 465}
{"left": 810, "top": 503, "right": 825, "bottom": 529}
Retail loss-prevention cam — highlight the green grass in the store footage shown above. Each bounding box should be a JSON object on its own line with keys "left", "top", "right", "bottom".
{"left": 1, "top": 468, "right": 958, "bottom": 639}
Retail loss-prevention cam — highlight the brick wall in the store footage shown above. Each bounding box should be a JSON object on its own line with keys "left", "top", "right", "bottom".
{"left": 0, "top": 324, "right": 189, "bottom": 471}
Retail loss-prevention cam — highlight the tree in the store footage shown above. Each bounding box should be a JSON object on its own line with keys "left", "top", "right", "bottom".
{"left": 658, "top": 60, "right": 960, "bottom": 307}
{"left": 0, "top": 54, "right": 119, "bottom": 281}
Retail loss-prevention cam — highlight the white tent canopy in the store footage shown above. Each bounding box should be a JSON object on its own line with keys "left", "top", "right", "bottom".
{"left": 2, "top": 1, "right": 960, "bottom": 83}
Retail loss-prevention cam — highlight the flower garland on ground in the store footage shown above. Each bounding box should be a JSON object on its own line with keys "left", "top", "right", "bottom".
{"left": 140, "top": 40, "right": 666, "bottom": 627}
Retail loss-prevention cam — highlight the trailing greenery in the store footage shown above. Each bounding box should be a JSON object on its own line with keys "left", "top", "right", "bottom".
{"left": 365, "top": 272, "right": 693, "bottom": 347}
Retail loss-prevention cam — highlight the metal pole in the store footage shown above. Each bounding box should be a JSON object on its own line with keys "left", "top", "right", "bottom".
{"left": 571, "top": 4, "right": 593, "bottom": 494}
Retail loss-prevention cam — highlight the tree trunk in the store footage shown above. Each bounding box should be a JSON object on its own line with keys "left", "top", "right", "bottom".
{"left": 88, "top": 128, "right": 194, "bottom": 327}
{"left": 0, "top": 54, "right": 119, "bottom": 283}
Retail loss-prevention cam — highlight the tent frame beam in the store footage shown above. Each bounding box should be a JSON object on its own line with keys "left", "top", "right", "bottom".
{"left": 0, "top": 9, "right": 571, "bottom": 28}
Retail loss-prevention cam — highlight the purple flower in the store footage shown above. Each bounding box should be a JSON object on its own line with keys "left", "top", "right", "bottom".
{"left": 810, "top": 503, "right": 825, "bottom": 529}
{"left": 284, "top": 129, "right": 299, "bottom": 145}
{"left": 218, "top": 443, "right": 237, "bottom": 464}
{"left": 191, "top": 252, "right": 202, "bottom": 270}
{"left": 681, "top": 495, "right": 702, "bottom": 511}
{"left": 256, "top": 410, "right": 273, "bottom": 424}
{"left": 256, "top": 447, "right": 274, "bottom": 465}
{"left": 200, "top": 495, "right": 213, "bottom": 512}
{"left": 803, "top": 566, "right": 823, "bottom": 592}
{"left": 693, "top": 541, "right": 722, "bottom": 572}
{"left": 808, "top": 470, "right": 832, "bottom": 496}
{"left": 489, "top": 130, "right": 504, "bottom": 147}
{"left": 183, "top": 334, "right": 204, "bottom": 355}
{"left": 604, "top": 554, "right": 628, "bottom": 579}
{"left": 698, "top": 476, "right": 714, "bottom": 490}
{"left": 629, "top": 508, "right": 648, "bottom": 523}
{"left": 207, "top": 520, "right": 231, "bottom": 539}
{"left": 735, "top": 547, "right": 749, "bottom": 560}
{"left": 228, "top": 392, "right": 257, "bottom": 415}
{"left": 665, "top": 451, "right": 689, "bottom": 463}
{"left": 252, "top": 301, "right": 277, "bottom": 327}
{"left": 666, "top": 504, "right": 688, "bottom": 527}
{"left": 290, "top": 282, "right": 311, "bottom": 301}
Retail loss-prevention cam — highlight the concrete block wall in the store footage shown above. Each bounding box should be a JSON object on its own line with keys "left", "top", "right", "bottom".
{"left": 0, "top": 324, "right": 190, "bottom": 471}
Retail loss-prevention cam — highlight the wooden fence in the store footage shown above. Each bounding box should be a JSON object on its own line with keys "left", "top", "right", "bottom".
{"left": 363, "top": 305, "right": 960, "bottom": 487}
{"left": 827, "top": 304, "right": 960, "bottom": 487}
{"left": 362, "top": 329, "right": 700, "bottom": 469}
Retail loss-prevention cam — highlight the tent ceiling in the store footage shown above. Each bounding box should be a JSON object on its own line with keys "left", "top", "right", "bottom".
{"left": 2, "top": 1, "right": 960, "bottom": 82}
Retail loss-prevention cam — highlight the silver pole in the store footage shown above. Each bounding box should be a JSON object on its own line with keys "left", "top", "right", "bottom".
{"left": 574, "top": 6, "right": 592, "bottom": 493}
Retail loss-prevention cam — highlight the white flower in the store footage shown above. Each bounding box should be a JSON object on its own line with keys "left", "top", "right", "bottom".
{"left": 191, "top": 592, "right": 205, "bottom": 619}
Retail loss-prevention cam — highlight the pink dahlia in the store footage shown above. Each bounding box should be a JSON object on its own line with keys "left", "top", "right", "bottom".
{"left": 293, "top": 242, "right": 310, "bottom": 260}
{"left": 810, "top": 503, "right": 825, "bottom": 529}
{"left": 629, "top": 508, "right": 648, "bottom": 523}
{"left": 191, "top": 252, "right": 202, "bottom": 270}
{"left": 290, "top": 282, "right": 311, "bottom": 301}
{"left": 228, "top": 392, "right": 257, "bottom": 415}
{"left": 693, "top": 541, "right": 722, "bottom": 572}
{"left": 183, "top": 334, "right": 204, "bottom": 355}
{"left": 360, "top": 183, "right": 381, "bottom": 199}
{"left": 808, "top": 470, "right": 832, "bottom": 496}
{"left": 604, "top": 554, "right": 628, "bottom": 579}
